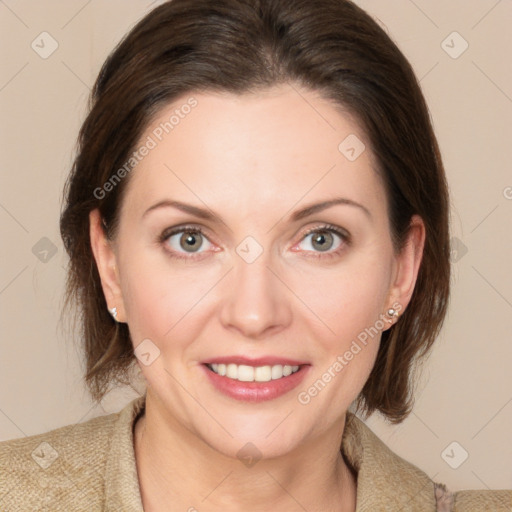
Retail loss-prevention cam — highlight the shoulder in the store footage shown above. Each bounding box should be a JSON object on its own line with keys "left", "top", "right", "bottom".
{"left": 0, "top": 407, "right": 120, "bottom": 511}
{"left": 451, "top": 488, "right": 511, "bottom": 511}
{"left": 436, "top": 483, "right": 512, "bottom": 511}
{"left": 343, "top": 413, "right": 511, "bottom": 511}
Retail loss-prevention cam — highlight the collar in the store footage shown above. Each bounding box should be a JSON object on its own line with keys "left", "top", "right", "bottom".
{"left": 341, "top": 411, "right": 436, "bottom": 510}
{"left": 105, "top": 394, "right": 436, "bottom": 511}
{"left": 104, "top": 394, "right": 145, "bottom": 511}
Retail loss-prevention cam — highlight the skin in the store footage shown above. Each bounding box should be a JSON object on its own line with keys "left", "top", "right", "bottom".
{"left": 90, "top": 83, "right": 425, "bottom": 512}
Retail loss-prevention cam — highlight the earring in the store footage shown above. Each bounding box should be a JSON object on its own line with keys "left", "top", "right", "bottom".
{"left": 385, "top": 308, "right": 399, "bottom": 323}
{"left": 109, "top": 307, "right": 118, "bottom": 321}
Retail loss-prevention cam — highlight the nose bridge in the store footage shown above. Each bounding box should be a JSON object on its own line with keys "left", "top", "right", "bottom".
{"left": 220, "top": 237, "right": 291, "bottom": 338}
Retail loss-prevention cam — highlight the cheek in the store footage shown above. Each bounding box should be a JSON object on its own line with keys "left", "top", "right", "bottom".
{"left": 119, "top": 250, "right": 220, "bottom": 343}
{"left": 290, "top": 253, "right": 393, "bottom": 351}
{"left": 293, "top": 260, "right": 390, "bottom": 415}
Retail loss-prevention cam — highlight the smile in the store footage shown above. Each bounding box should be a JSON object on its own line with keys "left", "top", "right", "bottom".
{"left": 207, "top": 363, "right": 300, "bottom": 382}
{"left": 202, "top": 359, "right": 310, "bottom": 402}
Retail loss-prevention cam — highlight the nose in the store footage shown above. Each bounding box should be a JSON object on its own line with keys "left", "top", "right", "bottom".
{"left": 219, "top": 248, "right": 292, "bottom": 340}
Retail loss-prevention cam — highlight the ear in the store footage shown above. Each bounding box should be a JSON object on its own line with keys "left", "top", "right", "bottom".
{"left": 384, "top": 215, "right": 425, "bottom": 328}
{"left": 89, "top": 209, "right": 126, "bottom": 322}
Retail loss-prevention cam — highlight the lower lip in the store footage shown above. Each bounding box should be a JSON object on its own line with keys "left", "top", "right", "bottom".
{"left": 202, "top": 364, "right": 310, "bottom": 403}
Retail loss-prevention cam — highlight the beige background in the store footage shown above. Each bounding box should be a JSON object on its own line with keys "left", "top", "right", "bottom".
{"left": 1, "top": 0, "right": 511, "bottom": 492}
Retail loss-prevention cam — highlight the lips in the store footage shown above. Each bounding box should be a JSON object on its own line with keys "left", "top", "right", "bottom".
{"left": 202, "top": 355, "right": 308, "bottom": 367}
{"left": 201, "top": 356, "right": 311, "bottom": 402}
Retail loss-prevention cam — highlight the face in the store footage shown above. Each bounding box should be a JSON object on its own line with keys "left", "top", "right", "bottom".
{"left": 91, "top": 83, "right": 423, "bottom": 459}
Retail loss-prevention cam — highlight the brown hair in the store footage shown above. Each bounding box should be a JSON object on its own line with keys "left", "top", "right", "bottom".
{"left": 60, "top": 0, "right": 450, "bottom": 424}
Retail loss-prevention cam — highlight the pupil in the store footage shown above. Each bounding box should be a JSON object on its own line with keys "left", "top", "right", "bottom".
{"left": 313, "top": 231, "right": 332, "bottom": 252}
{"left": 181, "top": 232, "right": 201, "bottom": 252}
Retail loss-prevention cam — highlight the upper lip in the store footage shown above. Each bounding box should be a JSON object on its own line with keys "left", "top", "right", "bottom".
{"left": 202, "top": 356, "right": 309, "bottom": 367}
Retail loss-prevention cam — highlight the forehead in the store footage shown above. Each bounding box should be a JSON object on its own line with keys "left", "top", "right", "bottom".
{"left": 121, "top": 84, "right": 386, "bottom": 221}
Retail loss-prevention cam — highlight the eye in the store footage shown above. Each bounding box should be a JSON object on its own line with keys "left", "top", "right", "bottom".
{"left": 159, "top": 223, "right": 350, "bottom": 261}
{"left": 295, "top": 224, "right": 350, "bottom": 258}
{"left": 160, "top": 225, "right": 214, "bottom": 260}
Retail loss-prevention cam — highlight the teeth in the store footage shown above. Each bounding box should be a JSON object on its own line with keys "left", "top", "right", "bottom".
{"left": 208, "top": 363, "right": 300, "bottom": 382}
{"left": 226, "top": 364, "right": 238, "bottom": 379}
{"left": 271, "top": 365, "right": 283, "bottom": 379}
{"left": 254, "top": 366, "right": 271, "bottom": 382}
{"left": 238, "top": 365, "right": 255, "bottom": 382}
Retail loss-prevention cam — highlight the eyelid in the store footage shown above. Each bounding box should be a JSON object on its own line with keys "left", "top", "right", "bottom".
{"left": 299, "top": 223, "right": 351, "bottom": 243}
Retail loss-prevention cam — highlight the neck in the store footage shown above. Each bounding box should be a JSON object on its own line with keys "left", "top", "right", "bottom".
{"left": 133, "top": 393, "right": 357, "bottom": 512}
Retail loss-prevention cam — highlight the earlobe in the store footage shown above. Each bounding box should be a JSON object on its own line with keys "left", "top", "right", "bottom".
{"left": 89, "top": 209, "right": 126, "bottom": 322}
{"left": 385, "top": 215, "right": 426, "bottom": 326}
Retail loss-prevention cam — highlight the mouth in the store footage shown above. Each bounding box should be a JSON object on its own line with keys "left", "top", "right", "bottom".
{"left": 206, "top": 362, "right": 301, "bottom": 382}
{"left": 201, "top": 357, "right": 310, "bottom": 402}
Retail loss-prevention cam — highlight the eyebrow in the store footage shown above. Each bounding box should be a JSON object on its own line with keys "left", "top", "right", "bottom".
{"left": 142, "top": 197, "right": 371, "bottom": 223}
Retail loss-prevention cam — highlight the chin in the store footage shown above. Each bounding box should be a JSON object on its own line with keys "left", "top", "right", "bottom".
{"left": 198, "top": 424, "right": 305, "bottom": 463}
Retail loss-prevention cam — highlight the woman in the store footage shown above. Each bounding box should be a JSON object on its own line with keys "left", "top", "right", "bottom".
{"left": 0, "top": 0, "right": 510, "bottom": 510}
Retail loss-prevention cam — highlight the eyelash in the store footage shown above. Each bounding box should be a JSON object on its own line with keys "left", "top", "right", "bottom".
{"left": 158, "top": 223, "right": 351, "bottom": 261}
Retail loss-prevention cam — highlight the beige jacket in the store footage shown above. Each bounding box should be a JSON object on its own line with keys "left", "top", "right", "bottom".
{"left": 0, "top": 394, "right": 510, "bottom": 511}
